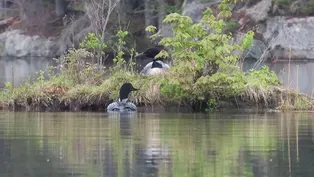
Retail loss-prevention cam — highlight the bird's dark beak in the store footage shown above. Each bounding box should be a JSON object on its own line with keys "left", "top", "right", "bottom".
{"left": 130, "top": 85, "right": 138, "bottom": 91}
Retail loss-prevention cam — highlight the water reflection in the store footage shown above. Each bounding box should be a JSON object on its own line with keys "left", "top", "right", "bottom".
{"left": 0, "top": 112, "right": 313, "bottom": 177}
{"left": 0, "top": 57, "right": 56, "bottom": 88}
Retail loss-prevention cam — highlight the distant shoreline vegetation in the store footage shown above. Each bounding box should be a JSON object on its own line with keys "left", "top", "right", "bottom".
{"left": 0, "top": 0, "right": 313, "bottom": 112}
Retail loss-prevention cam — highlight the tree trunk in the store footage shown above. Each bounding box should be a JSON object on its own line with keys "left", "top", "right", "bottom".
{"left": 0, "top": 0, "right": 5, "bottom": 17}
{"left": 55, "top": 0, "right": 66, "bottom": 17}
{"left": 118, "top": 0, "right": 131, "bottom": 22}
{"left": 144, "top": 0, "right": 155, "bottom": 38}
{"left": 158, "top": 0, "right": 166, "bottom": 30}
{"left": 16, "top": 0, "right": 50, "bottom": 32}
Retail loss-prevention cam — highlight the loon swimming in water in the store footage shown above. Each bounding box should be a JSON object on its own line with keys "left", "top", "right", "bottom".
{"left": 136, "top": 46, "right": 170, "bottom": 76}
{"left": 107, "top": 83, "right": 138, "bottom": 113}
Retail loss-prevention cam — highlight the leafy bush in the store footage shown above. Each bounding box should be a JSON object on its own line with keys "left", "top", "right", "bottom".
{"left": 146, "top": 0, "right": 280, "bottom": 108}
{"left": 80, "top": 33, "right": 107, "bottom": 55}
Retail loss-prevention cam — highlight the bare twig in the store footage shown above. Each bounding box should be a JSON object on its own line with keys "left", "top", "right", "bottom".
{"left": 84, "top": 0, "right": 121, "bottom": 37}
{"left": 83, "top": 0, "right": 121, "bottom": 64}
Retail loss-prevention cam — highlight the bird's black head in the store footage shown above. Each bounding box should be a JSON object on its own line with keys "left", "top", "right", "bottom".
{"left": 136, "top": 45, "right": 166, "bottom": 60}
{"left": 151, "top": 61, "right": 163, "bottom": 69}
{"left": 119, "top": 83, "right": 138, "bottom": 101}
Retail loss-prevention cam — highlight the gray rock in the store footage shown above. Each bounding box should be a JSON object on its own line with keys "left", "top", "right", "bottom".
{"left": 232, "top": 33, "right": 267, "bottom": 61}
{"left": 158, "top": 23, "right": 173, "bottom": 38}
{"left": 245, "top": 40, "right": 267, "bottom": 60}
{"left": 0, "top": 30, "right": 65, "bottom": 58}
{"left": 245, "top": 0, "right": 272, "bottom": 22}
{"left": 157, "top": 0, "right": 221, "bottom": 39}
{"left": 264, "top": 16, "right": 314, "bottom": 59}
{"left": 235, "top": 16, "right": 314, "bottom": 61}
{"left": 182, "top": 0, "right": 221, "bottom": 23}
{"left": 236, "top": 16, "right": 314, "bottom": 61}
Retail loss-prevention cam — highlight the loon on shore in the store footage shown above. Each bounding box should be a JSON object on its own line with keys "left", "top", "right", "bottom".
{"left": 136, "top": 46, "right": 170, "bottom": 76}
{"left": 106, "top": 83, "right": 138, "bottom": 113}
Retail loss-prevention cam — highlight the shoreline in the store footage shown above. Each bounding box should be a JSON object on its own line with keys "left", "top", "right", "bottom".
{"left": 1, "top": 90, "right": 313, "bottom": 112}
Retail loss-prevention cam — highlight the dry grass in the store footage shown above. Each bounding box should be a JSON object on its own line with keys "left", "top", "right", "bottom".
{"left": 133, "top": 79, "right": 164, "bottom": 105}
{"left": 243, "top": 85, "right": 275, "bottom": 105}
{"left": 241, "top": 84, "right": 314, "bottom": 110}
{"left": 0, "top": 69, "right": 168, "bottom": 111}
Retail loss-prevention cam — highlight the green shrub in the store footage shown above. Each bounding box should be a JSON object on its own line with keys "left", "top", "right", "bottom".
{"left": 80, "top": 33, "right": 107, "bottom": 64}
{"left": 146, "top": 0, "right": 280, "bottom": 109}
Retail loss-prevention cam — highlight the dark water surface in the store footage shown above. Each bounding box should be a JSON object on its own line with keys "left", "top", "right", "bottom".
{"left": 0, "top": 111, "right": 313, "bottom": 177}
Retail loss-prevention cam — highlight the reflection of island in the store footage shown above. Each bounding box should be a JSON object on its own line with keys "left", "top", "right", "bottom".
{"left": 0, "top": 57, "right": 56, "bottom": 87}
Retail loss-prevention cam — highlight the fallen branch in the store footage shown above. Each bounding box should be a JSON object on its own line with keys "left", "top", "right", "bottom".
{"left": 0, "top": 16, "right": 14, "bottom": 26}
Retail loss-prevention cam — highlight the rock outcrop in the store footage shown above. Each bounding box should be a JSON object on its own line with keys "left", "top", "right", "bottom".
{"left": 171, "top": 0, "right": 314, "bottom": 60}
{"left": 0, "top": 15, "right": 92, "bottom": 58}
{"left": 0, "top": 30, "right": 65, "bottom": 58}
{"left": 262, "top": 16, "right": 314, "bottom": 60}
{"left": 182, "top": 0, "right": 221, "bottom": 23}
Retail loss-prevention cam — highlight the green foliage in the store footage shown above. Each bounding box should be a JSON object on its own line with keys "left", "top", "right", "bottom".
{"left": 275, "top": 0, "right": 293, "bottom": 7}
{"left": 80, "top": 33, "right": 107, "bottom": 64}
{"left": 303, "top": 0, "right": 314, "bottom": 14}
{"left": 0, "top": 29, "right": 142, "bottom": 110}
{"left": 112, "top": 31, "right": 130, "bottom": 70}
{"left": 56, "top": 48, "right": 97, "bottom": 84}
{"left": 146, "top": 0, "right": 283, "bottom": 109}
{"left": 79, "top": 30, "right": 137, "bottom": 74}
{"left": 145, "top": 26, "right": 157, "bottom": 33}
{"left": 80, "top": 33, "right": 107, "bottom": 52}
{"left": 206, "top": 98, "right": 218, "bottom": 111}
{"left": 224, "top": 20, "right": 238, "bottom": 34}
{"left": 59, "top": 30, "right": 137, "bottom": 88}
{"left": 155, "top": 49, "right": 170, "bottom": 60}
{"left": 151, "top": 0, "right": 184, "bottom": 14}
{"left": 195, "top": 71, "right": 247, "bottom": 98}
{"left": 241, "top": 31, "right": 254, "bottom": 49}
{"left": 246, "top": 66, "right": 281, "bottom": 89}
{"left": 160, "top": 77, "right": 191, "bottom": 103}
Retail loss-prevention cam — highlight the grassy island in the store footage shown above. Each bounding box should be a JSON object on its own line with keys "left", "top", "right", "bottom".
{"left": 0, "top": 0, "right": 313, "bottom": 112}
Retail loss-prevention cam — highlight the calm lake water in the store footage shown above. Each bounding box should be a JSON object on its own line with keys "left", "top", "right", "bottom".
{"left": 0, "top": 111, "right": 313, "bottom": 177}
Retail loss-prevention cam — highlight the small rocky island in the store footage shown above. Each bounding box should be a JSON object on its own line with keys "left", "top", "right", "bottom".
{"left": 0, "top": 0, "right": 314, "bottom": 112}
